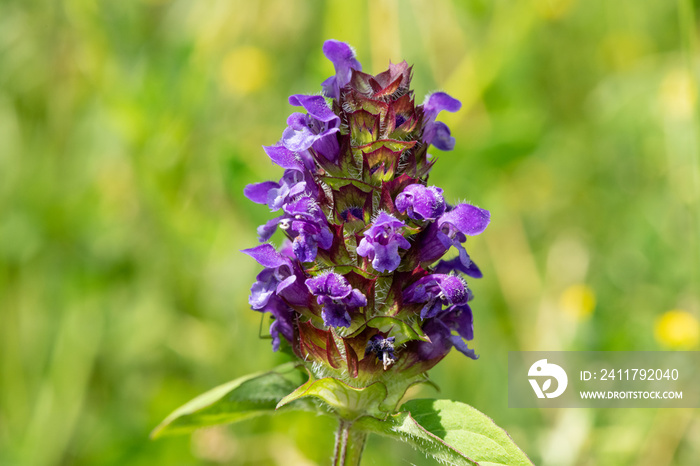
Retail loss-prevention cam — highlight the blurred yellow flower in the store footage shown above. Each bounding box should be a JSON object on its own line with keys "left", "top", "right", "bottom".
{"left": 654, "top": 310, "right": 700, "bottom": 349}
{"left": 560, "top": 284, "right": 596, "bottom": 320}
{"left": 220, "top": 46, "right": 271, "bottom": 95}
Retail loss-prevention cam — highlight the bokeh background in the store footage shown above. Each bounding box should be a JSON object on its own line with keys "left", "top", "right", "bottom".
{"left": 2, "top": 0, "right": 700, "bottom": 464}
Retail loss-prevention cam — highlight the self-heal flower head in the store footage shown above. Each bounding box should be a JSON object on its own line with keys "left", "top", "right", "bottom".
{"left": 243, "top": 39, "right": 490, "bottom": 388}
{"left": 164, "top": 40, "right": 534, "bottom": 462}
{"left": 357, "top": 212, "right": 410, "bottom": 272}
{"left": 306, "top": 273, "right": 367, "bottom": 328}
{"left": 395, "top": 184, "right": 446, "bottom": 221}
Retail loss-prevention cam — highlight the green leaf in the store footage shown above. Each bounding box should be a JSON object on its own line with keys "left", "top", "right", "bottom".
{"left": 277, "top": 377, "right": 388, "bottom": 419}
{"left": 151, "top": 363, "right": 313, "bottom": 438}
{"left": 356, "top": 399, "right": 533, "bottom": 466}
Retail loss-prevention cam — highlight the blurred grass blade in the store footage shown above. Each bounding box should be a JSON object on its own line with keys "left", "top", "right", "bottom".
{"left": 151, "top": 362, "right": 313, "bottom": 438}
{"left": 356, "top": 399, "right": 533, "bottom": 466}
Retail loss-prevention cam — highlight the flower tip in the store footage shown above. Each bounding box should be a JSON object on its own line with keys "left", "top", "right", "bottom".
{"left": 322, "top": 39, "right": 357, "bottom": 61}
{"left": 425, "top": 91, "right": 462, "bottom": 115}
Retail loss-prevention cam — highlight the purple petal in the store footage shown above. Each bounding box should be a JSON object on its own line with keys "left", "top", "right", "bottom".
{"left": 276, "top": 274, "right": 310, "bottom": 307}
{"left": 249, "top": 268, "right": 277, "bottom": 309}
{"left": 292, "top": 233, "right": 317, "bottom": 263}
{"left": 321, "top": 304, "right": 352, "bottom": 328}
{"left": 416, "top": 319, "right": 452, "bottom": 361}
{"left": 263, "top": 295, "right": 295, "bottom": 351}
{"left": 438, "top": 275, "right": 469, "bottom": 306}
{"left": 311, "top": 130, "right": 340, "bottom": 161}
{"left": 286, "top": 112, "right": 308, "bottom": 130}
{"left": 423, "top": 92, "right": 462, "bottom": 122}
{"left": 417, "top": 223, "right": 451, "bottom": 263}
{"left": 370, "top": 242, "right": 402, "bottom": 273}
{"left": 449, "top": 334, "right": 478, "bottom": 359}
{"left": 323, "top": 40, "right": 361, "bottom": 70}
{"left": 356, "top": 238, "right": 372, "bottom": 257}
{"left": 316, "top": 225, "right": 334, "bottom": 250}
{"left": 306, "top": 273, "right": 352, "bottom": 300}
{"left": 373, "top": 211, "right": 405, "bottom": 229}
{"left": 427, "top": 121, "right": 456, "bottom": 151}
{"left": 257, "top": 216, "right": 282, "bottom": 242}
{"left": 395, "top": 184, "right": 445, "bottom": 221}
{"left": 263, "top": 145, "right": 304, "bottom": 170}
{"left": 282, "top": 125, "right": 318, "bottom": 153}
{"left": 286, "top": 180, "right": 307, "bottom": 199}
{"left": 420, "top": 299, "right": 444, "bottom": 319}
{"left": 438, "top": 204, "right": 490, "bottom": 236}
{"left": 321, "top": 76, "right": 337, "bottom": 99}
{"left": 241, "top": 244, "right": 289, "bottom": 268}
{"left": 269, "top": 320, "right": 283, "bottom": 351}
{"left": 450, "top": 304, "right": 474, "bottom": 341}
{"left": 244, "top": 181, "right": 279, "bottom": 204}
{"left": 279, "top": 240, "right": 295, "bottom": 258}
{"left": 322, "top": 40, "right": 362, "bottom": 99}
{"left": 276, "top": 275, "right": 297, "bottom": 294}
{"left": 396, "top": 235, "right": 411, "bottom": 250}
{"left": 289, "top": 95, "right": 339, "bottom": 123}
{"left": 284, "top": 195, "right": 319, "bottom": 218}
{"left": 345, "top": 289, "right": 368, "bottom": 308}
{"left": 403, "top": 275, "right": 435, "bottom": 303}
{"left": 434, "top": 256, "right": 483, "bottom": 278}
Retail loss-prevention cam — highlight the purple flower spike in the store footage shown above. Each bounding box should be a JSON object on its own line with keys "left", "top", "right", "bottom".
{"left": 395, "top": 184, "right": 446, "bottom": 221}
{"left": 283, "top": 95, "right": 341, "bottom": 161}
{"left": 242, "top": 40, "right": 491, "bottom": 371}
{"left": 321, "top": 40, "right": 362, "bottom": 100}
{"left": 422, "top": 92, "right": 461, "bottom": 151}
{"left": 306, "top": 273, "right": 367, "bottom": 328}
{"left": 403, "top": 274, "right": 470, "bottom": 319}
{"left": 357, "top": 212, "right": 411, "bottom": 272}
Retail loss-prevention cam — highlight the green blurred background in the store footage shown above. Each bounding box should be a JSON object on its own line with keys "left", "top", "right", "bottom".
{"left": 1, "top": 0, "right": 700, "bottom": 464}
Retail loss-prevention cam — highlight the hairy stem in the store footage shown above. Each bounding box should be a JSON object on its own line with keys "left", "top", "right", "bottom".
{"left": 333, "top": 419, "right": 368, "bottom": 466}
